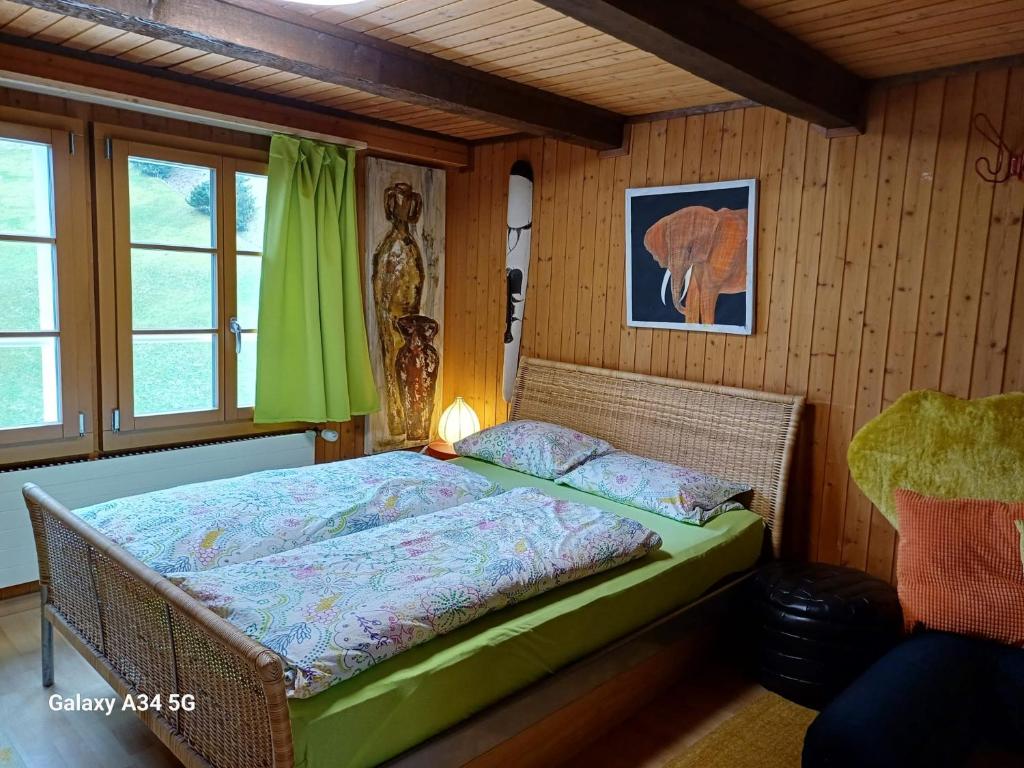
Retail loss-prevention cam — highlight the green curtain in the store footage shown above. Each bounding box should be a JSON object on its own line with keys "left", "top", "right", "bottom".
{"left": 254, "top": 135, "right": 379, "bottom": 423}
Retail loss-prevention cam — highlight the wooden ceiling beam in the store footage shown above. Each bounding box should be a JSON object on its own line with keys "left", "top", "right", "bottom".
{"left": 535, "top": 0, "right": 868, "bottom": 132}
{"left": 14, "top": 0, "right": 627, "bottom": 150}
{"left": 0, "top": 37, "right": 472, "bottom": 168}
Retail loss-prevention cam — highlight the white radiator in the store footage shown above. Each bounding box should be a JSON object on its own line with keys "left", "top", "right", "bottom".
{"left": 0, "top": 432, "right": 316, "bottom": 589}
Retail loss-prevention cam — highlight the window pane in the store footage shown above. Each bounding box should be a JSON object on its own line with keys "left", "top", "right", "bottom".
{"left": 237, "top": 331, "right": 257, "bottom": 409}
{"left": 236, "top": 172, "right": 267, "bottom": 252}
{"left": 0, "top": 336, "right": 60, "bottom": 429}
{"left": 133, "top": 333, "right": 216, "bottom": 416}
{"left": 0, "top": 241, "right": 57, "bottom": 331}
{"left": 236, "top": 254, "right": 261, "bottom": 329}
{"left": 129, "top": 157, "right": 215, "bottom": 248}
{"left": 131, "top": 248, "right": 215, "bottom": 330}
{"left": 0, "top": 137, "right": 53, "bottom": 238}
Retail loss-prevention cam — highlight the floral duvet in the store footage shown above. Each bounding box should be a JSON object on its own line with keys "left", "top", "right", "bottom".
{"left": 170, "top": 488, "right": 662, "bottom": 698}
{"left": 74, "top": 451, "right": 499, "bottom": 573}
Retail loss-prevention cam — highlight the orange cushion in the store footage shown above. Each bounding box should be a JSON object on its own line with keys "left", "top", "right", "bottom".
{"left": 895, "top": 488, "right": 1024, "bottom": 647}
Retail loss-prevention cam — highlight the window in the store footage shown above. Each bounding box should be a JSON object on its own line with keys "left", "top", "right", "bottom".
{"left": 0, "top": 116, "right": 286, "bottom": 463}
{"left": 231, "top": 167, "right": 267, "bottom": 413}
{"left": 0, "top": 117, "right": 93, "bottom": 463}
{"left": 98, "top": 130, "right": 272, "bottom": 447}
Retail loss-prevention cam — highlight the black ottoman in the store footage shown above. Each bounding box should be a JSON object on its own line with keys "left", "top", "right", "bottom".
{"left": 746, "top": 562, "right": 903, "bottom": 710}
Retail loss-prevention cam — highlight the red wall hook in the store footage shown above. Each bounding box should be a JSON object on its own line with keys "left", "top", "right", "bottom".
{"left": 974, "top": 113, "right": 1023, "bottom": 183}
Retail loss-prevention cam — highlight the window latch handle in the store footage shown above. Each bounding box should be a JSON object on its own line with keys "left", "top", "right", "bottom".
{"left": 229, "top": 317, "right": 242, "bottom": 354}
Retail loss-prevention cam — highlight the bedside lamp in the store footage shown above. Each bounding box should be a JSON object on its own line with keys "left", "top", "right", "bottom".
{"left": 427, "top": 397, "right": 480, "bottom": 461}
{"left": 438, "top": 396, "right": 480, "bottom": 444}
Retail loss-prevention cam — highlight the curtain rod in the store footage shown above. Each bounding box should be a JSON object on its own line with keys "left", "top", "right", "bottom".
{"left": 0, "top": 72, "right": 369, "bottom": 150}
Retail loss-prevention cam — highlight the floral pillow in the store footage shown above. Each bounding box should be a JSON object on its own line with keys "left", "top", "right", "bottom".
{"left": 555, "top": 450, "right": 751, "bottom": 525}
{"left": 453, "top": 420, "right": 613, "bottom": 480}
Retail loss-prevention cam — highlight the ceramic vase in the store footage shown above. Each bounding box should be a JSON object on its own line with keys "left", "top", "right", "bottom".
{"left": 395, "top": 314, "right": 440, "bottom": 442}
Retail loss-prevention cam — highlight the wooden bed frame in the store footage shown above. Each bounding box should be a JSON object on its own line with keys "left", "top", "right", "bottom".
{"left": 23, "top": 358, "right": 803, "bottom": 768}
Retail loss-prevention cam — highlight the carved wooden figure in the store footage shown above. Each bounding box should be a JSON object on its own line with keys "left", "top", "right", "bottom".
{"left": 372, "top": 182, "right": 425, "bottom": 437}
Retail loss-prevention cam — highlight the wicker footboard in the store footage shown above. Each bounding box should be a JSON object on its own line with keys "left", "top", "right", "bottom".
{"left": 23, "top": 483, "right": 294, "bottom": 768}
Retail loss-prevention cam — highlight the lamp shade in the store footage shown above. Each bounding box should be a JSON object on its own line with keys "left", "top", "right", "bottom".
{"left": 438, "top": 396, "right": 480, "bottom": 444}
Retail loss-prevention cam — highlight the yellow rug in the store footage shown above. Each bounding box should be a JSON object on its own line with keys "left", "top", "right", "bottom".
{"left": 665, "top": 693, "right": 817, "bottom": 768}
{"left": 0, "top": 730, "right": 26, "bottom": 768}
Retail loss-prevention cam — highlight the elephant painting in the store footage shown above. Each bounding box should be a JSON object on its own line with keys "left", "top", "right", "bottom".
{"left": 643, "top": 205, "right": 748, "bottom": 325}
{"left": 627, "top": 180, "right": 755, "bottom": 335}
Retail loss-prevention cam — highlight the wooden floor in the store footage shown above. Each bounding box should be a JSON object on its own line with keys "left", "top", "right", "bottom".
{"left": 0, "top": 593, "right": 762, "bottom": 768}
{"left": 0, "top": 594, "right": 179, "bottom": 767}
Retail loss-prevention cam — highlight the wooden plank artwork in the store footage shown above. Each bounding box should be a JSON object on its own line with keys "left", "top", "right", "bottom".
{"left": 443, "top": 67, "right": 1024, "bottom": 580}
{"left": 364, "top": 157, "right": 447, "bottom": 454}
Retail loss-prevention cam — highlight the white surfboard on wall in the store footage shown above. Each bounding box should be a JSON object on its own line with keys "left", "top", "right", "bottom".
{"left": 502, "top": 160, "right": 534, "bottom": 402}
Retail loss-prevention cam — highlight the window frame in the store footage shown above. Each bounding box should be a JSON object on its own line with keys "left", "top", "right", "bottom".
{"left": 0, "top": 110, "right": 95, "bottom": 465}
{"left": 94, "top": 125, "right": 293, "bottom": 451}
{"left": 224, "top": 157, "right": 267, "bottom": 422}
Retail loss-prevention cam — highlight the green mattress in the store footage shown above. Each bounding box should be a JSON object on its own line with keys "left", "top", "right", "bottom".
{"left": 288, "top": 458, "right": 765, "bottom": 768}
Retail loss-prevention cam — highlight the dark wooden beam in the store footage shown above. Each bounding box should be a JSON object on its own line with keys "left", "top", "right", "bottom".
{"left": 0, "top": 36, "right": 472, "bottom": 168}
{"left": 534, "top": 0, "right": 867, "bottom": 132}
{"left": 873, "top": 52, "right": 1024, "bottom": 89}
{"left": 16, "top": 0, "right": 627, "bottom": 150}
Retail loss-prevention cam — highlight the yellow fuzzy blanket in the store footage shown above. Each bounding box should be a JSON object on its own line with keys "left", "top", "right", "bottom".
{"left": 847, "top": 390, "right": 1024, "bottom": 529}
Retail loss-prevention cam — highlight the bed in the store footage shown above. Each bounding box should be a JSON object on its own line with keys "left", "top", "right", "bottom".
{"left": 23, "top": 358, "right": 803, "bottom": 768}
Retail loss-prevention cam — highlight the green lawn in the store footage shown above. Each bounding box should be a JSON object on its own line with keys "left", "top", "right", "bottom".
{"left": 0, "top": 240, "right": 56, "bottom": 428}
{"left": 1, "top": 146, "right": 263, "bottom": 427}
{"left": 1, "top": 137, "right": 56, "bottom": 428}
{"left": 0, "top": 137, "right": 51, "bottom": 238}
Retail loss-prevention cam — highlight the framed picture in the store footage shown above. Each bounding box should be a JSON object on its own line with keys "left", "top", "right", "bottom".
{"left": 626, "top": 179, "right": 756, "bottom": 335}
{"left": 363, "top": 157, "right": 446, "bottom": 454}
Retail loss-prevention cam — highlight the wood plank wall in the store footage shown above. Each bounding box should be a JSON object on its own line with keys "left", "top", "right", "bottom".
{"left": 442, "top": 66, "right": 1024, "bottom": 580}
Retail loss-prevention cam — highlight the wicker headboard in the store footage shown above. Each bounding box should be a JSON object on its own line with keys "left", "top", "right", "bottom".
{"left": 510, "top": 358, "right": 804, "bottom": 556}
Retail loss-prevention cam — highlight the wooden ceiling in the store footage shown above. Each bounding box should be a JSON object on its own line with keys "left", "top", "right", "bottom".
{"left": 0, "top": 1, "right": 514, "bottom": 140}
{"left": 260, "top": 0, "right": 1024, "bottom": 82}
{"left": 0, "top": 0, "right": 1022, "bottom": 144}
{"left": 740, "top": 0, "right": 1024, "bottom": 79}
{"left": 282, "top": 0, "right": 741, "bottom": 115}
